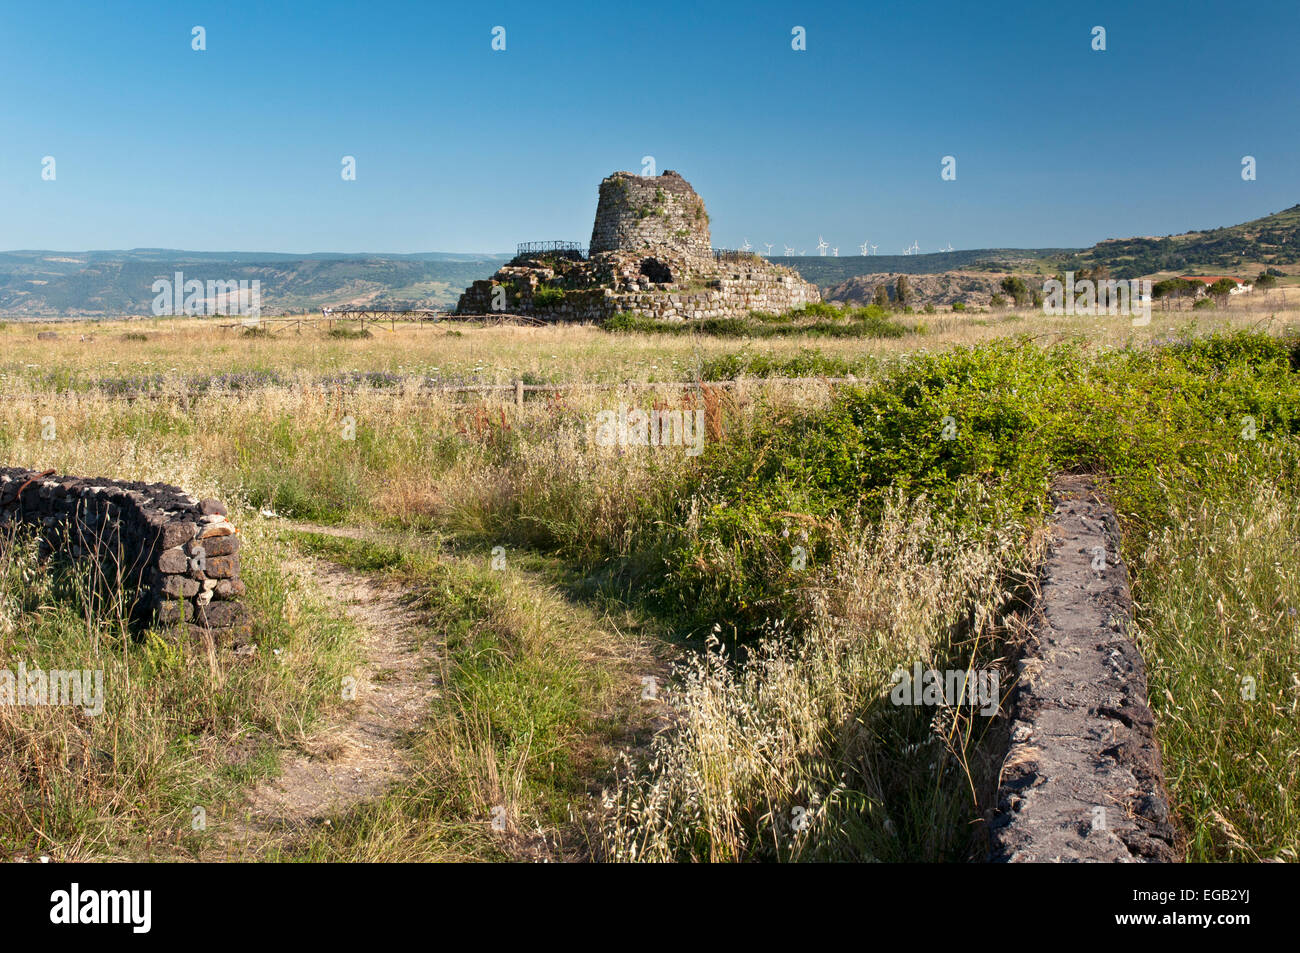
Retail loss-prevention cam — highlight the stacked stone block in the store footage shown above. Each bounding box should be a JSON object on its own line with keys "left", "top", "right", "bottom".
{"left": 0, "top": 467, "right": 246, "bottom": 639}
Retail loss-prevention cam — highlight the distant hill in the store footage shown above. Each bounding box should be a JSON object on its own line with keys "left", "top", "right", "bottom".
{"left": 1053, "top": 205, "right": 1300, "bottom": 279}
{"left": 8, "top": 203, "right": 1296, "bottom": 317}
{"left": 0, "top": 250, "right": 511, "bottom": 317}
{"left": 777, "top": 205, "right": 1300, "bottom": 290}
{"left": 773, "top": 248, "right": 1076, "bottom": 289}
{"left": 825, "top": 271, "right": 1028, "bottom": 308}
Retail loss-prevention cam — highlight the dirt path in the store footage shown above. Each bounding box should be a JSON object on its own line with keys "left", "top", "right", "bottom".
{"left": 212, "top": 530, "right": 437, "bottom": 857}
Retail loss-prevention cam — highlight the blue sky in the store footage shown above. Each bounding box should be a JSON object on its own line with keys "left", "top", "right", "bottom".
{"left": 1, "top": 0, "right": 1296, "bottom": 254}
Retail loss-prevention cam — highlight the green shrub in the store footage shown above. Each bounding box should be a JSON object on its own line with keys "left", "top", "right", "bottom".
{"left": 699, "top": 348, "right": 862, "bottom": 381}
{"left": 636, "top": 333, "right": 1300, "bottom": 636}
{"left": 327, "top": 326, "right": 372, "bottom": 339}
{"left": 532, "top": 285, "right": 566, "bottom": 309}
{"left": 603, "top": 312, "right": 641, "bottom": 331}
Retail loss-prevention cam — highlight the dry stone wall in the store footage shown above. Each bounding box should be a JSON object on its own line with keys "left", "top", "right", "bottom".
{"left": 588, "top": 171, "right": 712, "bottom": 256}
{"left": 457, "top": 259, "right": 819, "bottom": 323}
{"left": 0, "top": 467, "right": 246, "bottom": 638}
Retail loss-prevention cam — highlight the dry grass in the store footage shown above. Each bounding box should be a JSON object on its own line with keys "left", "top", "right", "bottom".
{"left": 1134, "top": 470, "right": 1300, "bottom": 861}
{"left": 600, "top": 489, "right": 1039, "bottom": 862}
{"left": 272, "top": 533, "right": 670, "bottom": 862}
{"left": 3, "top": 296, "right": 1299, "bottom": 863}
{"left": 0, "top": 519, "right": 359, "bottom": 861}
{"left": 3, "top": 289, "right": 1298, "bottom": 389}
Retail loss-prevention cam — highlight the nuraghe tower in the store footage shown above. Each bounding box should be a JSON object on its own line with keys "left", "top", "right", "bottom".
{"left": 456, "top": 170, "right": 820, "bottom": 321}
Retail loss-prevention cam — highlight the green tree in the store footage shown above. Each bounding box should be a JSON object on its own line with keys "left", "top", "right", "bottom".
{"left": 1151, "top": 278, "right": 1183, "bottom": 299}
{"left": 894, "top": 275, "right": 911, "bottom": 308}
{"left": 1000, "top": 275, "right": 1029, "bottom": 306}
{"left": 1206, "top": 278, "right": 1238, "bottom": 301}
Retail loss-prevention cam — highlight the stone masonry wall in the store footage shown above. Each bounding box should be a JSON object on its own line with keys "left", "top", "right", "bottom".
{"left": 588, "top": 171, "right": 712, "bottom": 256}
{"left": 457, "top": 169, "right": 821, "bottom": 322}
{"left": 0, "top": 467, "right": 246, "bottom": 638}
{"left": 457, "top": 265, "right": 820, "bottom": 323}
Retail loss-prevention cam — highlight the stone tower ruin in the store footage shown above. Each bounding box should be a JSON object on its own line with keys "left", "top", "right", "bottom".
{"left": 456, "top": 170, "right": 820, "bottom": 322}
{"left": 588, "top": 170, "right": 712, "bottom": 257}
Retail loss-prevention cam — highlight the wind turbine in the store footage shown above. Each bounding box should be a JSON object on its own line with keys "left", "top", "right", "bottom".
{"left": 816, "top": 236, "right": 829, "bottom": 256}
{"left": 859, "top": 241, "right": 870, "bottom": 256}
{"left": 784, "top": 245, "right": 795, "bottom": 256}
{"left": 763, "top": 242, "right": 774, "bottom": 257}
{"left": 870, "top": 244, "right": 878, "bottom": 255}
{"left": 832, "top": 247, "right": 839, "bottom": 257}
{"left": 741, "top": 238, "right": 752, "bottom": 252}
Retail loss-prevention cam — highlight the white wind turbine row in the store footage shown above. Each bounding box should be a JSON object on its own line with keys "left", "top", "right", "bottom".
{"left": 760, "top": 234, "right": 949, "bottom": 259}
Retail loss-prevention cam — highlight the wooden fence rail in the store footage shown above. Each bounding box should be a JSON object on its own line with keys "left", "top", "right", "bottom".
{"left": 216, "top": 311, "right": 548, "bottom": 333}
{"left": 1, "top": 376, "right": 862, "bottom": 406}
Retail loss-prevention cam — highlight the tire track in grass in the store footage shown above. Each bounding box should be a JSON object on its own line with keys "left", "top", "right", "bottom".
{"left": 214, "top": 520, "right": 672, "bottom": 861}
{"left": 211, "top": 524, "right": 439, "bottom": 858}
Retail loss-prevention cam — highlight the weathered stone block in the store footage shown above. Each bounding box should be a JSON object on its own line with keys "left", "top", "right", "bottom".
{"left": 214, "top": 578, "right": 246, "bottom": 600}
{"left": 158, "top": 520, "right": 198, "bottom": 549}
{"left": 159, "top": 574, "right": 200, "bottom": 598}
{"left": 205, "top": 555, "right": 240, "bottom": 579}
{"left": 195, "top": 601, "right": 246, "bottom": 629}
{"left": 202, "top": 534, "right": 240, "bottom": 557}
{"left": 157, "top": 547, "right": 189, "bottom": 574}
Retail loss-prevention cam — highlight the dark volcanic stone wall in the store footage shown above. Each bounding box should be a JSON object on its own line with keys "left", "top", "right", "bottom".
{"left": 988, "top": 476, "right": 1176, "bottom": 862}
{"left": 0, "top": 467, "right": 246, "bottom": 638}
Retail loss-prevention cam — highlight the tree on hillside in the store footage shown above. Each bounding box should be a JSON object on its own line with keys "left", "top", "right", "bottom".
{"left": 1151, "top": 278, "right": 1184, "bottom": 299}
{"left": 1000, "top": 275, "right": 1029, "bottom": 306}
{"left": 894, "top": 275, "right": 911, "bottom": 308}
{"left": 872, "top": 284, "right": 890, "bottom": 308}
{"left": 1207, "top": 277, "right": 1238, "bottom": 302}
{"left": 1152, "top": 277, "right": 1204, "bottom": 309}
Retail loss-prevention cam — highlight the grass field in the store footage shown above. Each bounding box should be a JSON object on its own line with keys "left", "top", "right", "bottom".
{"left": 2, "top": 292, "right": 1298, "bottom": 862}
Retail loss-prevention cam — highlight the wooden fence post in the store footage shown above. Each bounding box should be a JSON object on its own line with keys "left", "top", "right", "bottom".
{"left": 514, "top": 379, "right": 524, "bottom": 407}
